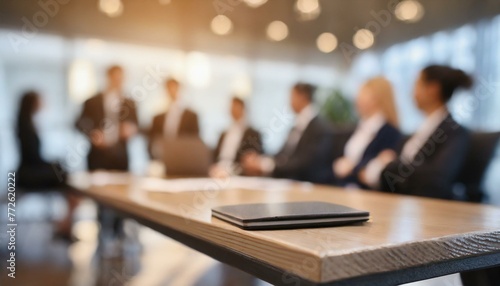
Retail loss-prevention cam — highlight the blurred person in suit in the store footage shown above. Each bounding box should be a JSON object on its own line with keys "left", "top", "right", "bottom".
{"left": 75, "top": 65, "right": 138, "bottom": 171}
{"left": 211, "top": 97, "right": 263, "bottom": 176}
{"left": 16, "top": 91, "right": 78, "bottom": 240}
{"left": 148, "top": 77, "right": 200, "bottom": 159}
{"left": 333, "top": 77, "right": 401, "bottom": 188}
{"left": 75, "top": 65, "right": 138, "bottom": 248}
{"left": 241, "top": 83, "right": 334, "bottom": 183}
{"left": 361, "top": 65, "right": 472, "bottom": 199}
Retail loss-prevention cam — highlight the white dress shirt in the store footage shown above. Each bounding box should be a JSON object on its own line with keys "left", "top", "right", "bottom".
{"left": 260, "top": 104, "right": 317, "bottom": 174}
{"left": 400, "top": 107, "right": 448, "bottom": 163}
{"left": 164, "top": 100, "right": 185, "bottom": 138}
{"left": 218, "top": 119, "right": 247, "bottom": 164}
{"left": 343, "top": 113, "right": 386, "bottom": 165}
{"left": 103, "top": 90, "right": 121, "bottom": 145}
{"left": 285, "top": 104, "right": 318, "bottom": 152}
{"left": 364, "top": 107, "right": 449, "bottom": 187}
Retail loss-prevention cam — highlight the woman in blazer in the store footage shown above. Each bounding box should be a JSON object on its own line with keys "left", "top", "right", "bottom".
{"left": 16, "top": 91, "right": 78, "bottom": 240}
{"left": 333, "top": 77, "right": 401, "bottom": 188}
{"left": 361, "top": 65, "right": 472, "bottom": 199}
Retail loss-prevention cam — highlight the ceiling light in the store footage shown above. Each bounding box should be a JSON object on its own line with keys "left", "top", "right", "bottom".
{"left": 395, "top": 0, "right": 424, "bottom": 23}
{"left": 266, "top": 21, "right": 288, "bottom": 42}
{"left": 211, "top": 15, "right": 233, "bottom": 35}
{"left": 353, "top": 29, "right": 375, "bottom": 50}
{"left": 316, "top": 33, "right": 338, "bottom": 53}
{"left": 159, "top": 0, "right": 171, "bottom": 5}
{"left": 243, "top": 0, "right": 267, "bottom": 8}
{"left": 295, "top": 0, "right": 321, "bottom": 21}
{"left": 98, "top": 0, "right": 123, "bottom": 17}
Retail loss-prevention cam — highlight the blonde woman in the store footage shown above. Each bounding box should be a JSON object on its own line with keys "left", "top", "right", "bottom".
{"left": 333, "top": 77, "right": 401, "bottom": 188}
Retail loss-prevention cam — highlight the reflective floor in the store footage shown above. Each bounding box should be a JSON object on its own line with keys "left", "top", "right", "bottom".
{"left": 0, "top": 194, "right": 462, "bottom": 286}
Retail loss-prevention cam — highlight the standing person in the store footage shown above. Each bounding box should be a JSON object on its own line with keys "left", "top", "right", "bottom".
{"left": 16, "top": 91, "right": 78, "bottom": 241}
{"left": 76, "top": 65, "right": 138, "bottom": 171}
{"left": 241, "top": 83, "right": 334, "bottom": 184}
{"left": 362, "top": 65, "right": 472, "bottom": 199}
{"left": 75, "top": 65, "right": 138, "bottom": 250}
{"left": 211, "top": 97, "right": 263, "bottom": 176}
{"left": 333, "top": 77, "right": 401, "bottom": 188}
{"left": 148, "top": 77, "right": 199, "bottom": 159}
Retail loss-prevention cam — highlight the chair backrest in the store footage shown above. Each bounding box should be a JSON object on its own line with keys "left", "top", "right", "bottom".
{"left": 457, "top": 132, "right": 500, "bottom": 202}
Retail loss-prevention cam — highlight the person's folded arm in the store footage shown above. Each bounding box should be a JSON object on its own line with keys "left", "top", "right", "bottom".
{"left": 380, "top": 129, "right": 469, "bottom": 198}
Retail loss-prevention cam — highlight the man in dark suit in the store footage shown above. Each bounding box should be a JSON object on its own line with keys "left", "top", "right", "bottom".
{"left": 241, "top": 83, "right": 334, "bottom": 183}
{"left": 212, "top": 97, "right": 263, "bottom": 176}
{"left": 75, "top": 65, "right": 138, "bottom": 248}
{"left": 76, "top": 65, "right": 138, "bottom": 171}
{"left": 148, "top": 78, "right": 199, "bottom": 159}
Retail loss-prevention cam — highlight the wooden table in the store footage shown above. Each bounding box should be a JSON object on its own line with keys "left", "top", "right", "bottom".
{"left": 69, "top": 173, "right": 500, "bottom": 286}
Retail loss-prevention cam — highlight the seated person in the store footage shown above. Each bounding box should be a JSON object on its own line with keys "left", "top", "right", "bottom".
{"left": 211, "top": 97, "right": 263, "bottom": 176}
{"left": 16, "top": 91, "right": 78, "bottom": 240}
{"left": 333, "top": 77, "right": 401, "bottom": 188}
{"left": 361, "top": 65, "right": 472, "bottom": 200}
{"left": 241, "top": 83, "right": 334, "bottom": 184}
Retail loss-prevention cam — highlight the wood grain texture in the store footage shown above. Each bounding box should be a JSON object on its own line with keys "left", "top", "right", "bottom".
{"left": 69, "top": 173, "right": 500, "bottom": 284}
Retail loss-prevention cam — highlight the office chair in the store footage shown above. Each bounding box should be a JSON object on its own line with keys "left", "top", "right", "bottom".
{"left": 455, "top": 132, "right": 500, "bottom": 203}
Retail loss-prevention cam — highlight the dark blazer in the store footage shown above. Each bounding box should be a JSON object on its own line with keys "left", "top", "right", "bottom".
{"left": 213, "top": 127, "right": 263, "bottom": 164}
{"left": 148, "top": 109, "right": 200, "bottom": 157}
{"left": 380, "top": 115, "right": 469, "bottom": 200}
{"left": 273, "top": 116, "right": 335, "bottom": 184}
{"left": 16, "top": 119, "right": 66, "bottom": 189}
{"left": 75, "top": 93, "right": 138, "bottom": 171}
{"left": 339, "top": 123, "right": 402, "bottom": 187}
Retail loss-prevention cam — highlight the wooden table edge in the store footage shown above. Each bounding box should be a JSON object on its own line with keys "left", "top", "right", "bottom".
{"left": 68, "top": 185, "right": 500, "bottom": 285}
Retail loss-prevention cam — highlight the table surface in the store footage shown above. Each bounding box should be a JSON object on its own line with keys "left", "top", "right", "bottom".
{"left": 69, "top": 172, "right": 500, "bottom": 286}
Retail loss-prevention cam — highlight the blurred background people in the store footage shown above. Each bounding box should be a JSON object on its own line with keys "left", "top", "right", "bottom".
{"left": 362, "top": 65, "right": 472, "bottom": 200}
{"left": 333, "top": 77, "right": 401, "bottom": 188}
{"left": 75, "top": 65, "right": 139, "bottom": 249}
{"left": 211, "top": 97, "right": 263, "bottom": 176}
{"left": 16, "top": 91, "right": 78, "bottom": 240}
{"left": 76, "top": 65, "right": 139, "bottom": 171}
{"left": 242, "top": 83, "right": 334, "bottom": 183}
{"left": 148, "top": 77, "right": 200, "bottom": 160}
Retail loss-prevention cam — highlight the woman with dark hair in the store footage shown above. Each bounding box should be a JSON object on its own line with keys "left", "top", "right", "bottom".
{"left": 16, "top": 91, "right": 78, "bottom": 240}
{"left": 16, "top": 91, "right": 65, "bottom": 187}
{"left": 360, "top": 65, "right": 472, "bottom": 199}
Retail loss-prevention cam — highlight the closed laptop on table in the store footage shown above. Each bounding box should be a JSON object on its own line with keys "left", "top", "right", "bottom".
{"left": 212, "top": 201, "right": 370, "bottom": 230}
